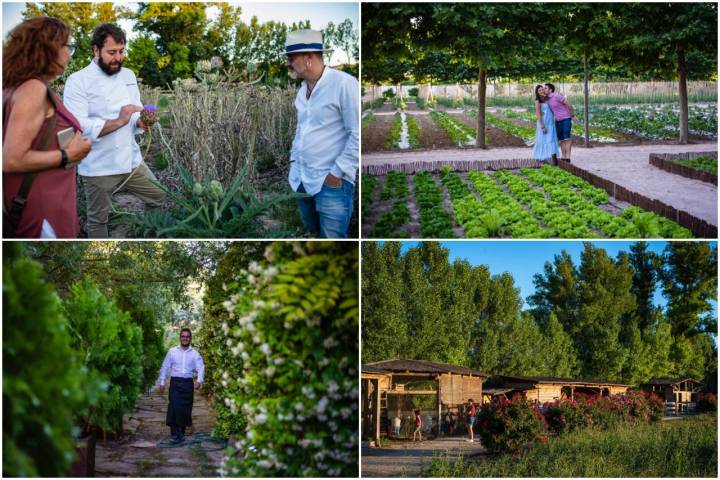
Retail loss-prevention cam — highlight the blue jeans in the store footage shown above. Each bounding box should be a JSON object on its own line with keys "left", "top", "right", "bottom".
{"left": 296, "top": 181, "right": 354, "bottom": 238}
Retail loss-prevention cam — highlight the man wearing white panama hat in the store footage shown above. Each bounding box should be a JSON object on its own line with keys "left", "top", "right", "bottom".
{"left": 285, "top": 29, "right": 358, "bottom": 238}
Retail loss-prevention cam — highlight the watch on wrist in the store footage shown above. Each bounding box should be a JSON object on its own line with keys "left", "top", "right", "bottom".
{"left": 59, "top": 149, "right": 69, "bottom": 168}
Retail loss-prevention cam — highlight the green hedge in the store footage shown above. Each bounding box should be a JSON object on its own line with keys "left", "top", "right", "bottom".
{"left": 3, "top": 253, "right": 89, "bottom": 476}
{"left": 64, "top": 279, "right": 145, "bottom": 434}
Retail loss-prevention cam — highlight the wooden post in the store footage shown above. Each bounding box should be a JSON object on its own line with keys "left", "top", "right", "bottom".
{"left": 583, "top": 49, "right": 591, "bottom": 148}
{"left": 375, "top": 379, "right": 381, "bottom": 444}
{"left": 571, "top": 387, "right": 575, "bottom": 401}
{"left": 437, "top": 375, "right": 442, "bottom": 437}
{"left": 677, "top": 43, "right": 689, "bottom": 144}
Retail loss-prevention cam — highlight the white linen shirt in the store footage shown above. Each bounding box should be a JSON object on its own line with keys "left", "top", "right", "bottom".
{"left": 288, "top": 67, "right": 359, "bottom": 196}
{"left": 63, "top": 60, "right": 145, "bottom": 177}
{"left": 157, "top": 346, "right": 205, "bottom": 386}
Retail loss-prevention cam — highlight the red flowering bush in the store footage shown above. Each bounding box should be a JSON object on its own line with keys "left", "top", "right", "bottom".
{"left": 477, "top": 397, "right": 545, "bottom": 453}
{"left": 542, "top": 399, "right": 589, "bottom": 435}
{"left": 696, "top": 393, "right": 717, "bottom": 413}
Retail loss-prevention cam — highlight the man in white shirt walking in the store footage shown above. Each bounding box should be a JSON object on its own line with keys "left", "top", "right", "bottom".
{"left": 285, "top": 29, "right": 359, "bottom": 238}
{"left": 158, "top": 328, "right": 205, "bottom": 444}
{"left": 63, "top": 23, "right": 165, "bottom": 238}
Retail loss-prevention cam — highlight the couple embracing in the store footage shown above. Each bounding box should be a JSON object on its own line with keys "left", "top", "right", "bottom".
{"left": 532, "top": 83, "right": 577, "bottom": 165}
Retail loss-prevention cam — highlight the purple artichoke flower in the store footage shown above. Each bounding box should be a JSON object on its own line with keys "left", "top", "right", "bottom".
{"left": 140, "top": 104, "right": 159, "bottom": 128}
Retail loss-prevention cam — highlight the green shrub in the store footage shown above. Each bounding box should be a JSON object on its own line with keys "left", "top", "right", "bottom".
{"left": 477, "top": 397, "right": 547, "bottom": 453}
{"left": 64, "top": 279, "right": 144, "bottom": 434}
{"left": 218, "top": 242, "right": 358, "bottom": 477}
{"left": 3, "top": 253, "right": 91, "bottom": 477}
{"left": 543, "top": 400, "right": 590, "bottom": 435}
{"left": 382, "top": 89, "right": 396, "bottom": 99}
{"left": 115, "top": 285, "right": 166, "bottom": 391}
{"left": 127, "top": 164, "right": 298, "bottom": 238}
{"left": 408, "top": 87, "right": 419, "bottom": 97}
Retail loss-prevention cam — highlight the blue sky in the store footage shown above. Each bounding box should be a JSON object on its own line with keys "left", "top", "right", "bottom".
{"left": 2, "top": 2, "right": 357, "bottom": 63}
{"left": 388, "top": 240, "right": 717, "bottom": 313}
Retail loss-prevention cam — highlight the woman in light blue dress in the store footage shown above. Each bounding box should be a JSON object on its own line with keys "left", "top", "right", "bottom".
{"left": 532, "top": 84, "right": 560, "bottom": 164}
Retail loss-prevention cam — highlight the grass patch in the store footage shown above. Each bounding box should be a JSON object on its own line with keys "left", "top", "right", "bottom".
{"left": 425, "top": 415, "right": 717, "bottom": 477}
{"left": 362, "top": 112, "right": 375, "bottom": 128}
{"left": 384, "top": 113, "right": 403, "bottom": 149}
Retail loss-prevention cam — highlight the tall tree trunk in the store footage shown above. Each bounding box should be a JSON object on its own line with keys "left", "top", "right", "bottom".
{"left": 583, "top": 49, "right": 591, "bottom": 148}
{"left": 477, "top": 66, "right": 487, "bottom": 148}
{"left": 677, "top": 44, "right": 689, "bottom": 144}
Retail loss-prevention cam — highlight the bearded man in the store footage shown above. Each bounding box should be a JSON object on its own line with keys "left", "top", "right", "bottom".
{"left": 63, "top": 23, "right": 164, "bottom": 238}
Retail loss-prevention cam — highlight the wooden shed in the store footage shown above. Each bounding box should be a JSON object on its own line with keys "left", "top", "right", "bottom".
{"left": 640, "top": 378, "right": 703, "bottom": 414}
{"left": 495, "top": 375, "right": 631, "bottom": 404}
{"left": 361, "top": 359, "right": 489, "bottom": 443}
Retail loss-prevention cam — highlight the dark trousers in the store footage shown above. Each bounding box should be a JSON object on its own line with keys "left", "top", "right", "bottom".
{"left": 166, "top": 377, "right": 194, "bottom": 438}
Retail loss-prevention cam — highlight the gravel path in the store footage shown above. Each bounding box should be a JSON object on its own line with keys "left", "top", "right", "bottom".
{"left": 362, "top": 437, "right": 485, "bottom": 477}
{"left": 362, "top": 143, "right": 718, "bottom": 226}
{"left": 95, "top": 386, "right": 223, "bottom": 477}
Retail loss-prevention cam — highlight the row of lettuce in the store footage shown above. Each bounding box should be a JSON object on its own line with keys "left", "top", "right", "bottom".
{"left": 476, "top": 391, "right": 717, "bottom": 454}
{"left": 363, "top": 166, "right": 693, "bottom": 239}
{"left": 3, "top": 245, "right": 164, "bottom": 477}
{"left": 196, "top": 242, "right": 359, "bottom": 477}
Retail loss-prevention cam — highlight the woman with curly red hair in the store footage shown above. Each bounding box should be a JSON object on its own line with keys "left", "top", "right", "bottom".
{"left": 3, "top": 16, "right": 91, "bottom": 237}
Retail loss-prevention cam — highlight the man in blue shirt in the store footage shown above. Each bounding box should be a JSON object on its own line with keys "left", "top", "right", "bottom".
{"left": 158, "top": 328, "right": 205, "bottom": 444}
{"left": 285, "top": 29, "right": 359, "bottom": 238}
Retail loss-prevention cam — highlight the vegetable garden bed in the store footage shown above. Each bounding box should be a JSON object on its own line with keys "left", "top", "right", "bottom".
{"left": 649, "top": 152, "right": 717, "bottom": 185}
{"left": 362, "top": 165, "right": 694, "bottom": 238}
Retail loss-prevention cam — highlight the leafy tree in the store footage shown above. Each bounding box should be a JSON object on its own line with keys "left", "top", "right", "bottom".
{"left": 541, "top": 312, "right": 579, "bottom": 377}
{"left": 361, "top": 242, "right": 409, "bottom": 362}
{"left": 528, "top": 250, "right": 579, "bottom": 330}
{"left": 23, "top": 2, "right": 120, "bottom": 82}
{"left": 661, "top": 242, "right": 717, "bottom": 337}
{"left": 609, "top": 2, "right": 718, "bottom": 143}
{"left": 627, "top": 242, "right": 663, "bottom": 331}
{"left": 575, "top": 243, "right": 635, "bottom": 381}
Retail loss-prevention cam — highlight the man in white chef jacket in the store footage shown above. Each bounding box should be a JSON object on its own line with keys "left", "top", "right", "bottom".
{"left": 64, "top": 23, "right": 165, "bottom": 238}
{"left": 285, "top": 29, "right": 359, "bottom": 238}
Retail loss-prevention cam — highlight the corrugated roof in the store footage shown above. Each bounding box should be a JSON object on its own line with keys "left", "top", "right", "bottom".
{"left": 500, "top": 375, "right": 631, "bottom": 387}
{"left": 363, "top": 359, "right": 489, "bottom": 377}
{"left": 643, "top": 377, "right": 701, "bottom": 386}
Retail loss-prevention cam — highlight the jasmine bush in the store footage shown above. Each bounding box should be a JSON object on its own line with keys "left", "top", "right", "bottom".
{"left": 204, "top": 242, "right": 358, "bottom": 477}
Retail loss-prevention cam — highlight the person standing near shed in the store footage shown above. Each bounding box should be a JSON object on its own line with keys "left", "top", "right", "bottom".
{"left": 157, "top": 328, "right": 205, "bottom": 444}
{"left": 466, "top": 399, "right": 476, "bottom": 443}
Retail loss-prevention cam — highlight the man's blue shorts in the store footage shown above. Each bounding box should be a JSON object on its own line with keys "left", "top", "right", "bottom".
{"left": 555, "top": 118, "right": 572, "bottom": 142}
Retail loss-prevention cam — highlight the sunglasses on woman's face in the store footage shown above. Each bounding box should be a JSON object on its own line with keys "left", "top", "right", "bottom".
{"left": 65, "top": 42, "right": 76, "bottom": 56}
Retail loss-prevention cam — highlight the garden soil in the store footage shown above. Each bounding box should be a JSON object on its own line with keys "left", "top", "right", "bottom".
{"left": 95, "top": 386, "right": 223, "bottom": 477}
{"left": 362, "top": 437, "right": 486, "bottom": 477}
{"left": 362, "top": 143, "right": 718, "bottom": 226}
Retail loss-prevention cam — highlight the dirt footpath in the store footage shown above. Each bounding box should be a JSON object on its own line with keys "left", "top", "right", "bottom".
{"left": 95, "top": 386, "right": 224, "bottom": 477}
{"left": 361, "top": 437, "right": 485, "bottom": 477}
{"left": 362, "top": 143, "right": 718, "bottom": 226}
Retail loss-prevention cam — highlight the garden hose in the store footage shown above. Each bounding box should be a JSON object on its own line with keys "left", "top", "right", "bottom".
{"left": 157, "top": 431, "right": 228, "bottom": 451}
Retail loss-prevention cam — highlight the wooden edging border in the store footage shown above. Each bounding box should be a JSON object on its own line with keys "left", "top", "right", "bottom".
{"left": 648, "top": 151, "right": 717, "bottom": 185}
{"left": 557, "top": 160, "right": 717, "bottom": 239}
